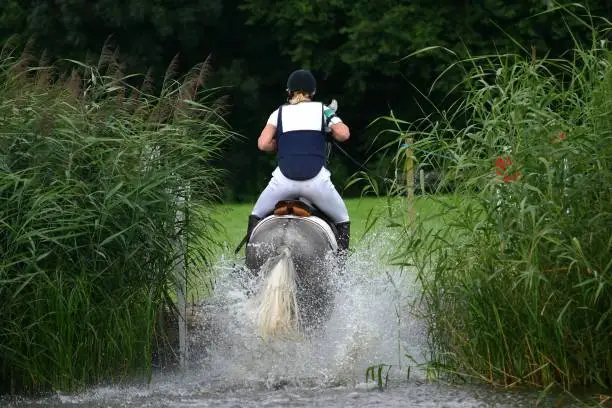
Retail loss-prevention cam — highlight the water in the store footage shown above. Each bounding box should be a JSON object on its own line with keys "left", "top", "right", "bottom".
{"left": 2, "top": 231, "right": 580, "bottom": 407}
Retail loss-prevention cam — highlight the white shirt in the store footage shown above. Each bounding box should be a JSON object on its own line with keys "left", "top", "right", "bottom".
{"left": 266, "top": 101, "right": 343, "bottom": 133}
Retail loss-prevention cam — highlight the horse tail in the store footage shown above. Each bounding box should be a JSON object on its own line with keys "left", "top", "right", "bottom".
{"left": 256, "top": 246, "right": 301, "bottom": 340}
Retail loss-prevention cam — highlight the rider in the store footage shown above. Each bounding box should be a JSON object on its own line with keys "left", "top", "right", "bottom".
{"left": 245, "top": 69, "right": 351, "bottom": 254}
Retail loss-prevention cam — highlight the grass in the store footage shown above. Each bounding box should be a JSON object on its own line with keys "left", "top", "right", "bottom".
{"left": 0, "top": 41, "right": 233, "bottom": 395}
{"left": 369, "top": 5, "right": 611, "bottom": 396}
{"left": 184, "top": 193, "right": 455, "bottom": 303}
{"left": 209, "top": 196, "right": 387, "bottom": 253}
{"left": 207, "top": 194, "right": 455, "bottom": 257}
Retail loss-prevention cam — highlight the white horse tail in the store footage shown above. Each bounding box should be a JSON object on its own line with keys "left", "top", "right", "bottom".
{"left": 256, "top": 246, "right": 301, "bottom": 340}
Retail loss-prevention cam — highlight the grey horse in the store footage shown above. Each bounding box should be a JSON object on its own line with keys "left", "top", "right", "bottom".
{"left": 245, "top": 198, "right": 339, "bottom": 336}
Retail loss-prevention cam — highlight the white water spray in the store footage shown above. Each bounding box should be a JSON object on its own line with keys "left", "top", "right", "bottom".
{"left": 192, "top": 228, "right": 428, "bottom": 389}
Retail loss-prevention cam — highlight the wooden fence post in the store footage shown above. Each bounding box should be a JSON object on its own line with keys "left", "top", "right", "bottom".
{"left": 174, "top": 183, "right": 189, "bottom": 369}
{"left": 419, "top": 168, "right": 425, "bottom": 196}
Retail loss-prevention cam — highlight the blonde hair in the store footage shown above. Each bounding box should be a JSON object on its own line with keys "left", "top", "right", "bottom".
{"left": 288, "top": 91, "right": 311, "bottom": 105}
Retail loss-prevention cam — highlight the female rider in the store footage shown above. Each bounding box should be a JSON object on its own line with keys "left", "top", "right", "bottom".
{"left": 245, "top": 69, "right": 351, "bottom": 254}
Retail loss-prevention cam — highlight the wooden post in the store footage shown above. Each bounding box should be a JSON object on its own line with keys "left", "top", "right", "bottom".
{"left": 405, "top": 137, "right": 415, "bottom": 224}
{"left": 419, "top": 168, "right": 425, "bottom": 196}
{"left": 174, "top": 184, "right": 188, "bottom": 369}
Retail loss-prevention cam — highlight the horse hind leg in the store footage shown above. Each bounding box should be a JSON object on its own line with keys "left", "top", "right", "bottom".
{"left": 295, "top": 260, "right": 336, "bottom": 333}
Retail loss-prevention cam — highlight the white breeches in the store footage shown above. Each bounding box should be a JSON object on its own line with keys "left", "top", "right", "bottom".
{"left": 252, "top": 167, "right": 350, "bottom": 224}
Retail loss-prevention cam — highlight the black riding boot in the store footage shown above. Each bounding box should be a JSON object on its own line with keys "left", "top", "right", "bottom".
{"left": 335, "top": 221, "right": 350, "bottom": 270}
{"left": 335, "top": 221, "right": 350, "bottom": 252}
{"left": 246, "top": 215, "right": 261, "bottom": 245}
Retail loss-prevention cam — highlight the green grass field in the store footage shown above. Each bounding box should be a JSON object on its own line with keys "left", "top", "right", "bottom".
{"left": 207, "top": 194, "right": 455, "bottom": 259}
{"left": 208, "top": 196, "right": 389, "bottom": 255}
{"left": 190, "top": 196, "right": 397, "bottom": 299}
{"left": 189, "top": 194, "right": 450, "bottom": 300}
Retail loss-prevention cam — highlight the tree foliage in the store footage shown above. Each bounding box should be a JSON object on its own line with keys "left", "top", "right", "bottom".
{"left": 242, "top": 0, "right": 610, "bottom": 91}
{"left": 1, "top": 0, "right": 610, "bottom": 200}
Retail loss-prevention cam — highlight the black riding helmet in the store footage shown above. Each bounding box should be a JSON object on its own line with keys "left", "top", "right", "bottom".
{"left": 286, "top": 69, "right": 316, "bottom": 95}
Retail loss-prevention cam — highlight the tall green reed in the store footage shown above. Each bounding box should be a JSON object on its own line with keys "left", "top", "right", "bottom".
{"left": 0, "top": 41, "right": 233, "bottom": 394}
{"left": 377, "top": 10, "right": 611, "bottom": 391}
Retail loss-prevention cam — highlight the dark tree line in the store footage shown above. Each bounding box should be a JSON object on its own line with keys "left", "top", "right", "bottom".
{"left": 1, "top": 0, "right": 610, "bottom": 200}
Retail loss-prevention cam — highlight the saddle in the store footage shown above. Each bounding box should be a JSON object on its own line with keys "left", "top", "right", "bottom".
{"left": 273, "top": 199, "right": 316, "bottom": 217}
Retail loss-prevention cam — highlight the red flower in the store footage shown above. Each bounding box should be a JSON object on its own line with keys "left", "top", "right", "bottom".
{"left": 551, "top": 131, "right": 566, "bottom": 144}
{"left": 495, "top": 155, "right": 520, "bottom": 183}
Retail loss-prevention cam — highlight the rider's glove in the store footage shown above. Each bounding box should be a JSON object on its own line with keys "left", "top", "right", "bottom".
{"left": 323, "top": 99, "right": 338, "bottom": 134}
{"left": 327, "top": 99, "right": 338, "bottom": 113}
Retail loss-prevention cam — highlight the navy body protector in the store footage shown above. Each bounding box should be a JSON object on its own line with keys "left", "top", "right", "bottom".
{"left": 276, "top": 103, "right": 334, "bottom": 180}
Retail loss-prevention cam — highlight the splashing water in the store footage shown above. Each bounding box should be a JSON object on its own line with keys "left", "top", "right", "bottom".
{"left": 2, "top": 229, "right": 582, "bottom": 407}
{"left": 195, "top": 228, "right": 426, "bottom": 390}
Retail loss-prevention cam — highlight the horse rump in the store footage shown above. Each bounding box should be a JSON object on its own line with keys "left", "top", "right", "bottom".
{"left": 246, "top": 214, "right": 338, "bottom": 339}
